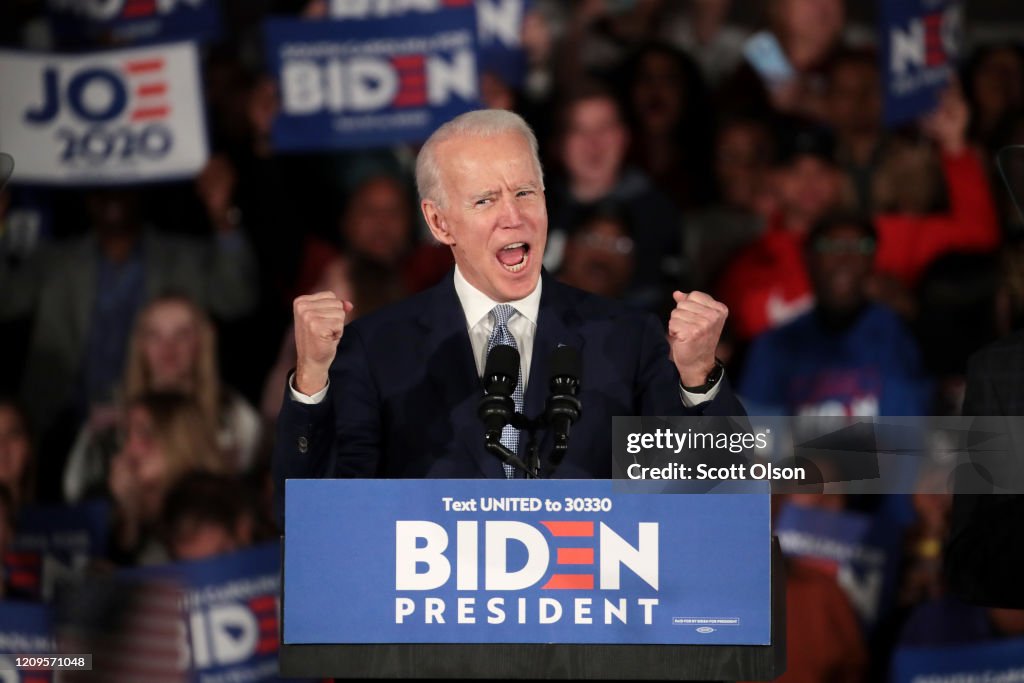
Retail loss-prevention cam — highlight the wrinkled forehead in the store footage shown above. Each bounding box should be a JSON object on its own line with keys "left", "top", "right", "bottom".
{"left": 436, "top": 132, "right": 542, "bottom": 193}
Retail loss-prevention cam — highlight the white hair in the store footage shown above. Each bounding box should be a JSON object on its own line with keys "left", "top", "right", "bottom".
{"left": 415, "top": 109, "right": 544, "bottom": 207}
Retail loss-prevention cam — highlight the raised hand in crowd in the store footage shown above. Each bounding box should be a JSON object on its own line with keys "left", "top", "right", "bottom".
{"left": 921, "top": 83, "right": 970, "bottom": 156}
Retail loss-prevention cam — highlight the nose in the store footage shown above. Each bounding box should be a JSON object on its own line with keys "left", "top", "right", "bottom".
{"left": 497, "top": 193, "right": 524, "bottom": 229}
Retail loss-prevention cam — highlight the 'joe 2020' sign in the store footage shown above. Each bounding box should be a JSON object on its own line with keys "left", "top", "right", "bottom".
{"left": 0, "top": 42, "right": 208, "bottom": 185}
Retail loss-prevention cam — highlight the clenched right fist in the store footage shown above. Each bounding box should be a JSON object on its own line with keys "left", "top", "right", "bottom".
{"left": 293, "top": 292, "right": 354, "bottom": 395}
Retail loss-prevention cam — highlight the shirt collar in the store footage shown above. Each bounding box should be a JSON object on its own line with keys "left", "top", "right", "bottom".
{"left": 453, "top": 265, "right": 542, "bottom": 329}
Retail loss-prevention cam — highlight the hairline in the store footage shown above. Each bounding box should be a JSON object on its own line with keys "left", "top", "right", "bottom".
{"left": 416, "top": 110, "right": 544, "bottom": 208}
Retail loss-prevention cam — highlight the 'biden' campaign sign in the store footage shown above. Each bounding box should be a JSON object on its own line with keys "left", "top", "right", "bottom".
{"left": 48, "top": 0, "right": 222, "bottom": 47}
{"left": 283, "top": 479, "right": 772, "bottom": 645}
{"left": 880, "top": 0, "right": 963, "bottom": 126}
{"left": 0, "top": 42, "right": 208, "bottom": 185}
{"left": 265, "top": 8, "right": 480, "bottom": 151}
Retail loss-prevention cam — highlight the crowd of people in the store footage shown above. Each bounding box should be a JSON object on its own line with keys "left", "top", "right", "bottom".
{"left": 1, "top": 0, "right": 1024, "bottom": 680}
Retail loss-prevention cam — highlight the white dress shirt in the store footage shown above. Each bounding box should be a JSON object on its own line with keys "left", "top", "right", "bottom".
{"left": 289, "top": 267, "right": 719, "bottom": 406}
{"left": 453, "top": 266, "right": 541, "bottom": 388}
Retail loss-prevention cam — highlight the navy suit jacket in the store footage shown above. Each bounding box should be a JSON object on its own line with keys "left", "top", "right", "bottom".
{"left": 273, "top": 271, "right": 746, "bottom": 520}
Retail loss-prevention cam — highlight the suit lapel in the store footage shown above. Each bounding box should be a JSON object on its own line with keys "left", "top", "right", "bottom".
{"left": 418, "top": 273, "right": 504, "bottom": 478}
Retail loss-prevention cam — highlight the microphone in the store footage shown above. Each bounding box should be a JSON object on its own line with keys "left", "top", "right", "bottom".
{"left": 479, "top": 344, "right": 519, "bottom": 442}
{"left": 545, "top": 346, "right": 582, "bottom": 456}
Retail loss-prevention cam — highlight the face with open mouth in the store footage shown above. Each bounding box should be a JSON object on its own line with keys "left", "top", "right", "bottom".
{"left": 422, "top": 130, "right": 547, "bottom": 302}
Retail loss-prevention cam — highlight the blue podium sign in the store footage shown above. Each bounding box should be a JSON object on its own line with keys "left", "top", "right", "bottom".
{"left": 283, "top": 479, "right": 771, "bottom": 646}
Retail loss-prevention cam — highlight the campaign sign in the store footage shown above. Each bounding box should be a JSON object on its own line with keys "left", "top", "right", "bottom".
{"left": 123, "top": 542, "right": 285, "bottom": 682}
{"left": 0, "top": 42, "right": 208, "bottom": 185}
{"left": 0, "top": 601, "right": 55, "bottom": 683}
{"left": 879, "top": 0, "right": 964, "bottom": 126}
{"left": 477, "top": 0, "right": 529, "bottom": 88}
{"left": 3, "top": 501, "right": 110, "bottom": 601}
{"left": 265, "top": 9, "right": 480, "bottom": 151}
{"left": 891, "top": 638, "right": 1024, "bottom": 683}
{"left": 48, "top": 0, "right": 221, "bottom": 48}
{"left": 328, "top": 0, "right": 529, "bottom": 88}
{"left": 284, "top": 479, "right": 771, "bottom": 645}
{"left": 775, "top": 502, "right": 902, "bottom": 632}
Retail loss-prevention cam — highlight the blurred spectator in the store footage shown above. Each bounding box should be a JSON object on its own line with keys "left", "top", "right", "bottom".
{"left": 758, "top": 494, "right": 867, "bottom": 683}
{"left": 0, "top": 182, "right": 258, "bottom": 499}
{"left": 107, "top": 392, "right": 226, "bottom": 565}
{"left": 556, "top": 203, "right": 635, "bottom": 299}
{"left": 0, "top": 484, "right": 13, "bottom": 598}
{"left": 740, "top": 213, "right": 931, "bottom": 416}
{"left": 160, "top": 472, "right": 256, "bottom": 562}
{"left": 296, "top": 173, "right": 452, "bottom": 298}
{"left": 771, "top": 557, "right": 868, "bottom": 683}
{"left": 545, "top": 81, "right": 686, "bottom": 311}
{"left": 556, "top": 0, "right": 664, "bottom": 85}
{"left": 715, "top": 122, "right": 843, "bottom": 338}
{"left": 0, "top": 398, "right": 34, "bottom": 509}
{"left": 963, "top": 43, "right": 1024, "bottom": 154}
{"left": 623, "top": 42, "right": 717, "bottom": 209}
{"left": 826, "top": 48, "right": 944, "bottom": 215}
{"left": 656, "top": 0, "right": 749, "bottom": 86}
{"left": 520, "top": 2, "right": 559, "bottom": 104}
{"left": 902, "top": 478, "right": 953, "bottom": 607}
{"left": 721, "top": 0, "right": 846, "bottom": 120}
{"left": 684, "top": 115, "right": 773, "bottom": 288}
{"left": 64, "top": 295, "right": 262, "bottom": 503}
{"left": 915, "top": 252, "right": 1002, "bottom": 414}
{"left": 717, "top": 88, "right": 1001, "bottom": 341}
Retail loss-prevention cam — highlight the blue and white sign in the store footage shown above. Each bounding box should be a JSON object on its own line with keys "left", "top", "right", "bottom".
{"left": 284, "top": 479, "right": 772, "bottom": 645}
{"left": 265, "top": 9, "right": 480, "bottom": 150}
{"left": 0, "top": 601, "right": 55, "bottom": 683}
{"left": 891, "top": 638, "right": 1024, "bottom": 683}
{"left": 124, "top": 543, "right": 286, "bottom": 682}
{"left": 477, "top": 0, "right": 528, "bottom": 88}
{"left": 879, "top": 0, "right": 963, "bottom": 126}
{"left": 4, "top": 501, "right": 110, "bottom": 601}
{"left": 48, "top": 0, "right": 222, "bottom": 47}
{"left": 775, "top": 502, "right": 903, "bottom": 632}
{"left": 0, "top": 42, "right": 208, "bottom": 185}
{"left": 328, "top": 0, "right": 529, "bottom": 87}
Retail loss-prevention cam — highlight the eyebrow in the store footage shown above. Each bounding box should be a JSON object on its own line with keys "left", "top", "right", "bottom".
{"left": 469, "top": 189, "right": 498, "bottom": 203}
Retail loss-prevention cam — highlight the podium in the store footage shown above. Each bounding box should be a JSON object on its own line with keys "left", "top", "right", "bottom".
{"left": 280, "top": 479, "right": 785, "bottom": 681}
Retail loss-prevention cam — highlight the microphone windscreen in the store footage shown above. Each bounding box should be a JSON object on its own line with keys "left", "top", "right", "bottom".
{"left": 484, "top": 344, "right": 520, "bottom": 394}
{"left": 549, "top": 346, "right": 581, "bottom": 382}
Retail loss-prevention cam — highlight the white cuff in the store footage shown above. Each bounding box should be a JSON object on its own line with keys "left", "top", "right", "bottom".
{"left": 289, "top": 372, "right": 329, "bottom": 404}
{"left": 679, "top": 380, "right": 722, "bottom": 408}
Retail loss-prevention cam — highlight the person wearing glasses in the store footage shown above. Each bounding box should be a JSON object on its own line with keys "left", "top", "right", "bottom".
{"left": 738, "top": 212, "right": 931, "bottom": 417}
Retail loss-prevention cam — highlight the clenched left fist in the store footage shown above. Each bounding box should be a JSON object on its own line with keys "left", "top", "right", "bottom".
{"left": 667, "top": 290, "right": 728, "bottom": 387}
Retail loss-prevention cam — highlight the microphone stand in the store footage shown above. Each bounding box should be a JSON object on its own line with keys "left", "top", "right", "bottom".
{"left": 484, "top": 413, "right": 542, "bottom": 478}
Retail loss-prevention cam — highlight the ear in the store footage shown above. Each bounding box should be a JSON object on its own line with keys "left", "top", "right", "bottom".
{"left": 421, "top": 199, "right": 455, "bottom": 246}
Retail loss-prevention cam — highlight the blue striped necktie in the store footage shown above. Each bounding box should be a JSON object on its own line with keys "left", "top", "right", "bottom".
{"left": 486, "top": 304, "right": 523, "bottom": 478}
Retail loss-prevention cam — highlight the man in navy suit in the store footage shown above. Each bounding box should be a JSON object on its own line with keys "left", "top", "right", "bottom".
{"left": 273, "top": 110, "right": 744, "bottom": 519}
